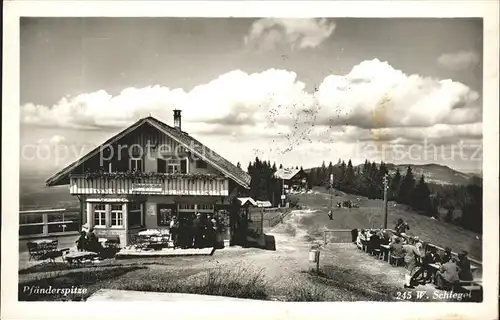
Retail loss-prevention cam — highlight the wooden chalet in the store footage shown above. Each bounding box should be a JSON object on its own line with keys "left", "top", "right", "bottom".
{"left": 46, "top": 111, "right": 251, "bottom": 247}
{"left": 274, "top": 168, "right": 308, "bottom": 192}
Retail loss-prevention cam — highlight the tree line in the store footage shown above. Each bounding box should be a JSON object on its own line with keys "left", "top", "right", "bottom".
{"left": 307, "top": 159, "right": 482, "bottom": 233}
{"left": 246, "top": 158, "right": 283, "bottom": 206}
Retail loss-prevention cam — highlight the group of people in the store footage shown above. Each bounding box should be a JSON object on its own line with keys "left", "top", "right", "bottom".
{"left": 75, "top": 228, "right": 103, "bottom": 253}
{"left": 353, "top": 218, "right": 475, "bottom": 291}
{"left": 169, "top": 213, "right": 220, "bottom": 249}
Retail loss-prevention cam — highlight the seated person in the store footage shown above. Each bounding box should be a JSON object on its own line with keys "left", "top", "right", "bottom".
{"left": 457, "top": 250, "right": 473, "bottom": 281}
{"left": 367, "top": 231, "right": 381, "bottom": 255}
{"left": 441, "top": 247, "right": 453, "bottom": 263}
{"left": 435, "top": 258, "right": 461, "bottom": 290}
{"left": 75, "top": 231, "right": 87, "bottom": 251}
{"left": 379, "top": 230, "right": 390, "bottom": 245}
{"left": 389, "top": 237, "right": 405, "bottom": 261}
{"left": 356, "top": 230, "right": 365, "bottom": 250}
{"left": 424, "top": 246, "right": 441, "bottom": 265}
{"left": 86, "top": 228, "right": 103, "bottom": 253}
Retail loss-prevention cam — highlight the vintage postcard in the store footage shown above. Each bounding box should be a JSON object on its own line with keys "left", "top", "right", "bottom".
{"left": 2, "top": 1, "right": 499, "bottom": 320}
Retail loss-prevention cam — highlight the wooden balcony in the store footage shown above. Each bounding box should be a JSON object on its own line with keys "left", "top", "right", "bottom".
{"left": 69, "top": 174, "right": 230, "bottom": 196}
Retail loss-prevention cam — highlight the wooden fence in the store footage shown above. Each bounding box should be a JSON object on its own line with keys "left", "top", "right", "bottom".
{"left": 247, "top": 207, "right": 292, "bottom": 230}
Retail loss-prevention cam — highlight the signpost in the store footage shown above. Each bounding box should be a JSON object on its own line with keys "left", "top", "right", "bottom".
{"left": 309, "top": 249, "right": 320, "bottom": 273}
{"left": 132, "top": 183, "right": 163, "bottom": 193}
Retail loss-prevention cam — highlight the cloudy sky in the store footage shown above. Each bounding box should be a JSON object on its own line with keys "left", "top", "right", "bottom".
{"left": 20, "top": 18, "right": 483, "bottom": 174}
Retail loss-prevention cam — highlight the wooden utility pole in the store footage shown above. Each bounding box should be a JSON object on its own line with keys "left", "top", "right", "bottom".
{"left": 383, "top": 174, "right": 389, "bottom": 229}
{"left": 282, "top": 178, "right": 285, "bottom": 207}
{"left": 329, "top": 174, "right": 333, "bottom": 219}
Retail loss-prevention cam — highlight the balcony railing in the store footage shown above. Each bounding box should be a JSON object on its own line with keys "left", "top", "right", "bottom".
{"left": 69, "top": 173, "right": 230, "bottom": 196}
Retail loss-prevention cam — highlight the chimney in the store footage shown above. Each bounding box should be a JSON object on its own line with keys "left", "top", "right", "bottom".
{"left": 173, "top": 109, "right": 182, "bottom": 131}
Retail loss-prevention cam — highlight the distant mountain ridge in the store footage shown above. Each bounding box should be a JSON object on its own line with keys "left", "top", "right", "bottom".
{"left": 383, "top": 163, "right": 481, "bottom": 186}
{"left": 305, "top": 162, "right": 482, "bottom": 186}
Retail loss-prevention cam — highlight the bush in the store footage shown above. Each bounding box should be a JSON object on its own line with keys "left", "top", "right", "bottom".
{"left": 118, "top": 267, "right": 269, "bottom": 300}
{"left": 287, "top": 287, "right": 328, "bottom": 301}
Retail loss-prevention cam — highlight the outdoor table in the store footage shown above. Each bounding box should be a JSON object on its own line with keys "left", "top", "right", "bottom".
{"left": 380, "top": 244, "right": 390, "bottom": 261}
{"left": 135, "top": 229, "right": 170, "bottom": 250}
{"left": 65, "top": 251, "right": 98, "bottom": 265}
{"left": 138, "top": 229, "right": 162, "bottom": 237}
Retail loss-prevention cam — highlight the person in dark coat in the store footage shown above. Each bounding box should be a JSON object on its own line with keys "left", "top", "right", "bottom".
{"left": 206, "top": 214, "right": 216, "bottom": 247}
{"left": 351, "top": 229, "right": 359, "bottom": 243}
{"left": 192, "top": 213, "right": 203, "bottom": 248}
{"left": 457, "top": 250, "right": 473, "bottom": 281}
{"left": 412, "top": 243, "right": 436, "bottom": 285}
{"left": 183, "top": 218, "right": 192, "bottom": 248}
{"left": 368, "top": 231, "right": 381, "bottom": 255}
{"left": 86, "top": 228, "right": 102, "bottom": 253}
{"left": 441, "top": 247, "right": 453, "bottom": 263}
{"left": 395, "top": 218, "right": 410, "bottom": 236}
{"left": 75, "top": 231, "right": 87, "bottom": 251}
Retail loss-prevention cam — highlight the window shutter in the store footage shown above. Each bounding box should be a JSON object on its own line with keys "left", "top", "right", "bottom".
{"left": 157, "top": 206, "right": 161, "bottom": 226}
{"left": 157, "top": 159, "right": 166, "bottom": 173}
{"left": 181, "top": 158, "right": 187, "bottom": 173}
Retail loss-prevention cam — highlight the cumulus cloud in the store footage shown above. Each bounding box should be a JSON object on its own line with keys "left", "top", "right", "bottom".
{"left": 244, "top": 18, "right": 335, "bottom": 52}
{"left": 21, "top": 59, "right": 482, "bottom": 148}
{"left": 437, "top": 50, "right": 480, "bottom": 70}
{"left": 49, "top": 135, "right": 66, "bottom": 145}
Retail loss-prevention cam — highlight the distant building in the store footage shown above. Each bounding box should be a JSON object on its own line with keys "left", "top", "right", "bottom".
{"left": 255, "top": 201, "right": 273, "bottom": 208}
{"left": 274, "top": 167, "right": 308, "bottom": 192}
{"left": 237, "top": 197, "right": 257, "bottom": 208}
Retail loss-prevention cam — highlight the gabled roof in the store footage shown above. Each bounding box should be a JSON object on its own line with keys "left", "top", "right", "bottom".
{"left": 274, "top": 168, "right": 303, "bottom": 180}
{"left": 237, "top": 197, "right": 257, "bottom": 206}
{"left": 46, "top": 116, "right": 251, "bottom": 189}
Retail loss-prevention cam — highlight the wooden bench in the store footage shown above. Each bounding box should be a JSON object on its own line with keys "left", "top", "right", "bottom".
{"left": 27, "top": 239, "right": 59, "bottom": 262}
{"left": 389, "top": 254, "right": 404, "bottom": 266}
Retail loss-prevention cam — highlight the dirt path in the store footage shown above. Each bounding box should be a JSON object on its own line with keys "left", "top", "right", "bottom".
{"left": 20, "top": 207, "right": 466, "bottom": 302}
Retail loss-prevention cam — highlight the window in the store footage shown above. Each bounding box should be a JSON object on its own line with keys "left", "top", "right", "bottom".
{"left": 157, "top": 206, "right": 174, "bottom": 226}
{"left": 111, "top": 204, "right": 123, "bottom": 227}
{"left": 162, "top": 158, "right": 188, "bottom": 174}
{"left": 129, "top": 158, "right": 143, "bottom": 172}
{"left": 94, "top": 204, "right": 106, "bottom": 227}
{"left": 178, "top": 203, "right": 196, "bottom": 211}
{"left": 128, "top": 202, "right": 143, "bottom": 227}
{"left": 166, "top": 159, "right": 181, "bottom": 173}
{"left": 198, "top": 203, "right": 214, "bottom": 211}
{"left": 196, "top": 160, "right": 208, "bottom": 169}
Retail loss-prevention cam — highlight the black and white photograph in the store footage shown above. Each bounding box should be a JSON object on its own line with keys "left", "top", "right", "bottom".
{"left": 2, "top": 1, "right": 499, "bottom": 319}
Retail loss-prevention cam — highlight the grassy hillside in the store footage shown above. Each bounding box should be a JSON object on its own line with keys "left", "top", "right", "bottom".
{"left": 385, "top": 163, "right": 479, "bottom": 186}
{"left": 296, "top": 187, "right": 482, "bottom": 261}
